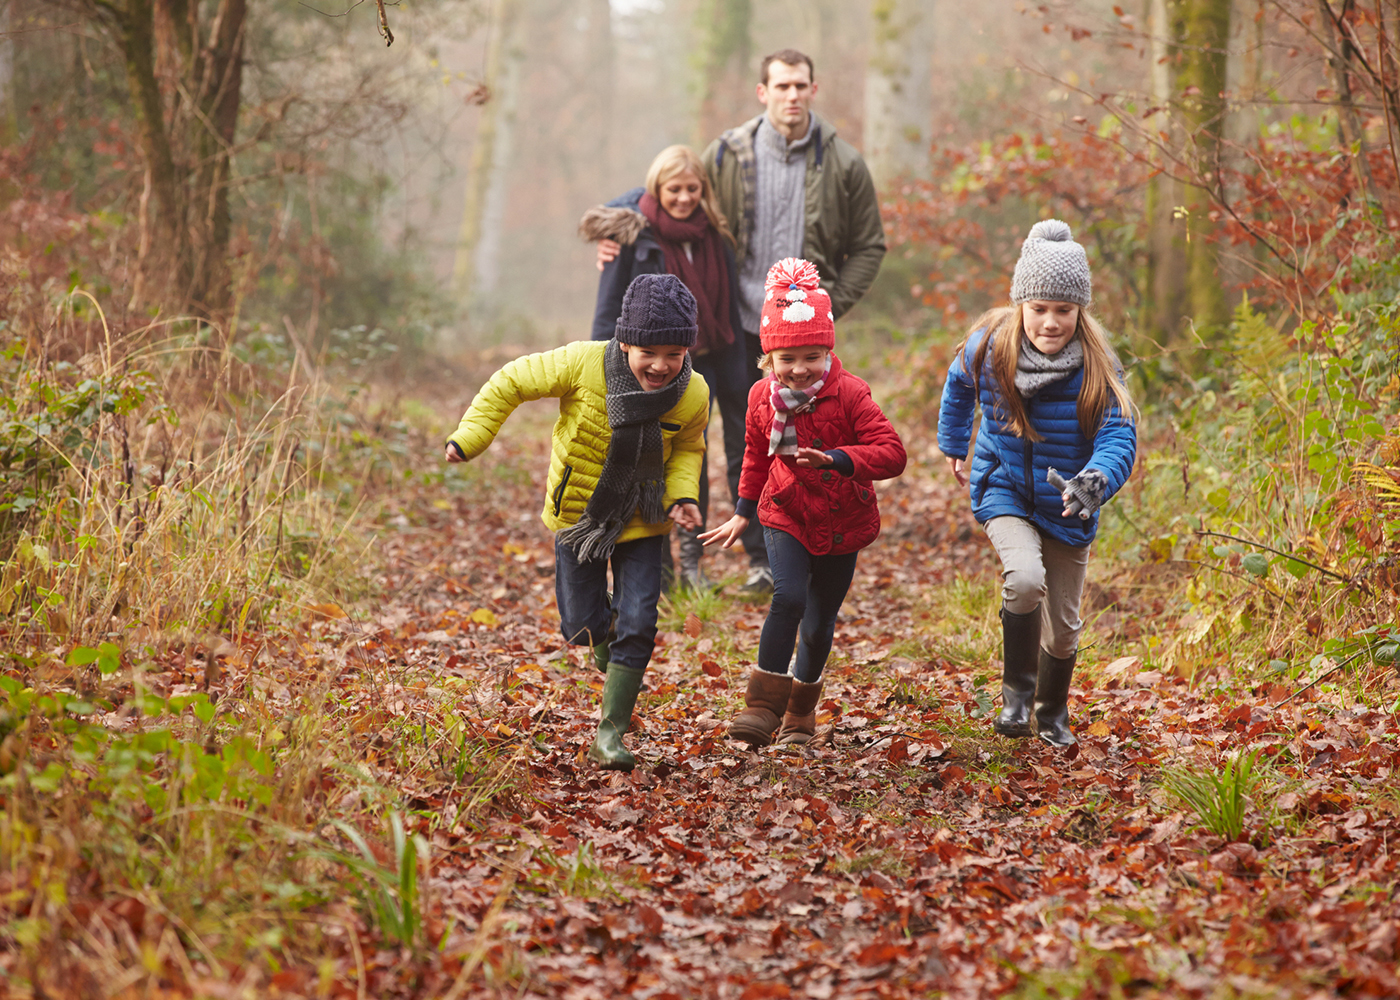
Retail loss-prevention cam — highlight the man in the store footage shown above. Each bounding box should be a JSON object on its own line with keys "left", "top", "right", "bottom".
{"left": 598, "top": 49, "right": 886, "bottom": 597}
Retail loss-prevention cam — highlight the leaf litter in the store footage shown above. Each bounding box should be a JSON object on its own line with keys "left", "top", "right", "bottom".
{"left": 8, "top": 408, "right": 1398, "bottom": 999}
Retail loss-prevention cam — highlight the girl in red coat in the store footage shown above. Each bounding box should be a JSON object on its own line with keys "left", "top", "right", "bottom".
{"left": 701, "top": 258, "right": 907, "bottom": 746}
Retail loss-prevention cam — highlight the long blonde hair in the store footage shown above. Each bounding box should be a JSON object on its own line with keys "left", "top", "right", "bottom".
{"left": 645, "top": 145, "right": 735, "bottom": 247}
{"left": 961, "top": 304, "right": 1135, "bottom": 442}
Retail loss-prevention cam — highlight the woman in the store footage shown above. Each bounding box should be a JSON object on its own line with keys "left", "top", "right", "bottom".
{"left": 580, "top": 145, "right": 760, "bottom": 593}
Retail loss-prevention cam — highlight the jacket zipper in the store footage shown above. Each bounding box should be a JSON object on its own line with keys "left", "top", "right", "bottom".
{"left": 1023, "top": 396, "right": 1036, "bottom": 512}
{"left": 553, "top": 465, "right": 573, "bottom": 516}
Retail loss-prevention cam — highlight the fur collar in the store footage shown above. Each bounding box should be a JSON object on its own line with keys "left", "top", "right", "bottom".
{"left": 578, "top": 204, "right": 648, "bottom": 245}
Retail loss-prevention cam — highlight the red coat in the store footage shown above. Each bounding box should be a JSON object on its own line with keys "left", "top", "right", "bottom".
{"left": 738, "top": 355, "right": 907, "bottom": 555}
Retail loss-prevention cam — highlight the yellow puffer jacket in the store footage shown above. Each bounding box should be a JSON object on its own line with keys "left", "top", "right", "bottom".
{"left": 447, "top": 341, "right": 710, "bottom": 542}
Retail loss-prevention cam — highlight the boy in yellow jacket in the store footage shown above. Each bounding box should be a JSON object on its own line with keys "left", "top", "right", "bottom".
{"left": 445, "top": 274, "right": 710, "bottom": 771}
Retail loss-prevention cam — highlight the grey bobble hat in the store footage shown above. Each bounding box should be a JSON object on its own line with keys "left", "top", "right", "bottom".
{"left": 614, "top": 273, "right": 698, "bottom": 347}
{"left": 1009, "top": 219, "right": 1092, "bottom": 307}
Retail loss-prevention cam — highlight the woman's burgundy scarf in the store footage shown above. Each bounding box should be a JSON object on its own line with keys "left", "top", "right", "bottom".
{"left": 638, "top": 192, "right": 734, "bottom": 353}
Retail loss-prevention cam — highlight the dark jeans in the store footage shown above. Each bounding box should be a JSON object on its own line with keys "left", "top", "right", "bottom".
{"left": 667, "top": 341, "right": 767, "bottom": 571}
{"left": 555, "top": 533, "right": 664, "bottom": 673}
{"left": 756, "top": 527, "right": 859, "bottom": 683}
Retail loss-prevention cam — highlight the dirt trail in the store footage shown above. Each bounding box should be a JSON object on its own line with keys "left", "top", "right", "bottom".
{"left": 339, "top": 409, "right": 1399, "bottom": 999}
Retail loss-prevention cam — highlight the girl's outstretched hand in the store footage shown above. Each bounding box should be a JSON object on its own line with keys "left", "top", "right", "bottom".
{"left": 945, "top": 456, "right": 967, "bottom": 487}
{"left": 698, "top": 514, "right": 749, "bottom": 549}
{"left": 794, "top": 446, "right": 833, "bottom": 468}
{"left": 445, "top": 443, "right": 465, "bottom": 463}
{"left": 669, "top": 503, "right": 703, "bottom": 531}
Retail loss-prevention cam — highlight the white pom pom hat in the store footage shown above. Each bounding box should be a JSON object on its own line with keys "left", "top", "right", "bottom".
{"left": 1010, "top": 218, "right": 1092, "bottom": 307}
{"left": 759, "top": 258, "right": 835, "bottom": 352}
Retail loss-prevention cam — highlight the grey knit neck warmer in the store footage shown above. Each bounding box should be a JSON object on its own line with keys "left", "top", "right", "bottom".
{"left": 1015, "top": 335, "right": 1083, "bottom": 397}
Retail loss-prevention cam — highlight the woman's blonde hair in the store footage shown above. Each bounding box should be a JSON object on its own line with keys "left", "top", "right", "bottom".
{"left": 645, "top": 145, "right": 735, "bottom": 247}
{"left": 960, "top": 304, "right": 1135, "bottom": 442}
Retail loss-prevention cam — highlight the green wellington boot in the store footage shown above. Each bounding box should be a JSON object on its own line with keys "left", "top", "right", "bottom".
{"left": 590, "top": 642, "right": 610, "bottom": 673}
{"left": 588, "top": 662, "right": 646, "bottom": 771}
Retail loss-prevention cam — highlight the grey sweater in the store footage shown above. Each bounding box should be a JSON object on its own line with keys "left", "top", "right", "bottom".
{"left": 737, "top": 115, "right": 814, "bottom": 334}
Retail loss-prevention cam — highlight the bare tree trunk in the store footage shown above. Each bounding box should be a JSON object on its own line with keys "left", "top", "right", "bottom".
{"left": 1176, "top": 0, "right": 1232, "bottom": 336}
{"left": 190, "top": 0, "right": 246, "bottom": 315}
{"left": 117, "top": 0, "right": 191, "bottom": 307}
{"left": 864, "top": 0, "right": 934, "bottom": 189}
{"left": 1144, "top": 0, "right": 1189, "bottom": 344}
{"left": 1220, "top": 0, "right": 1265, "bottom": 291}
{"left": 584, "top": 0, "right": 614, "bottom": 190}
{"left": 0, "top": 2, "right": 16, "bottom": 147}
{"left": 1317, "top": 0, "right": 1378, "bottom": 199}
{"left": 85, "top": 0, "right": 245, "bottom": 317}
{"left": 454, "top": 0, "right": 525, "bottom": 313}
{"left": 693, "top": 0, "right": 751, "bottom": 146}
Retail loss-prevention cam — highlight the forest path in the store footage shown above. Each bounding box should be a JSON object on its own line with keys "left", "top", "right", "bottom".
{"left": 335, "top": 403, "right": 1398, "bottom": 999}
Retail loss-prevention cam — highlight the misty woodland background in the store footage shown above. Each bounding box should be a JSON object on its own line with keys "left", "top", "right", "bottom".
{"left": 0, "top": 1, "right": 1398, "bottom": 997}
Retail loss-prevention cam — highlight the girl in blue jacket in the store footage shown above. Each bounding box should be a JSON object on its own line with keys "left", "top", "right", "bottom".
{"left": 938, "top": 220, "right": 1137, "bottom": 747}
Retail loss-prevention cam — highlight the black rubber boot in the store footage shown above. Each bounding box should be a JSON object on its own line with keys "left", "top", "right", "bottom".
{"left": 588, "top": 663, "right": 646, "bottom": 771}
{"left": 1033, "top": 649, "right": 1078, "bottom": 748}
{"left": 993, "top": 605, "right": 1041, "bottom": 738}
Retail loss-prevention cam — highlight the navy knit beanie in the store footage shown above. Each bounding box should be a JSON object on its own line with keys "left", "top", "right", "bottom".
{"left": 614, "top": 274, "right": 698, "bottom": 347}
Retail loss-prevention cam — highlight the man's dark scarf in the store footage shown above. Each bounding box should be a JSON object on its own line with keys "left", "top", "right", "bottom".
{"left": 557, "top": 339, "right": 692, "bottom": 562}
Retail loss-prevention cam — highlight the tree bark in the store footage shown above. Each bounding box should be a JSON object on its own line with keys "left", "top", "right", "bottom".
{"left": 1316, "top": 0, "right": 1377, "bottom": 200}
{"left": 454, "top": 0, "right": 525, "bottom": 312}
{"left": 1144, "top": 0, "right": 1189, "bottom": 344}
{"left": 88, "top": 0, "right": 245, "bottom": 317}
{"left": 584, "top": 0, "right": 614, "bottom": 190}
{"left": 864, "top": 0, "right": 935, "bottom": 189}
{"left": 693, "top": 0, "right": 751, "bottom": 146}
{"left": 1175, "top": 0, "right": 1232, "bottom": 336}
{"left": 118, "top": 0, "right": 190, "bottom": 305}
{"left": 0, "top": 2, "right": 16, "bottom": 147}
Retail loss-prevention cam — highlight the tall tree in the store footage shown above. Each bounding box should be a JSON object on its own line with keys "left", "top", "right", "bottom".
{"left": 1144, "top": 0, "right": 1188, "bottom": 343}
{"left": 0, "top": 1, "right": 15, "bottom": 145}
{"left": 1316, "top": 0, "right": 1377, "bottom": 199}
{"left": 1143, "top": 0, "right": 1231, "bottom": 345}
{"left": 1175, "top": 0, "right": 1231, "bottom": 336}
{"left": 583, "top": 0, "right": 614, "bottom": 189}
{"left": 84, "top": 0, "right": 246, "bottom": 317}
{"left": 864, "top": 0, "right": 935, "bottom": 189}
{"left": 693, "top": 0, "right": 751, "bottom": 146}
{"left": 454, "top": 0, "right": 525, "bottom": 313}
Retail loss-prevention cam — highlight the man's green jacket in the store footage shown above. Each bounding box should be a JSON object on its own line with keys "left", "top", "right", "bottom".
{"left": 702, "top": 111, "right": 887, "bottom": 322}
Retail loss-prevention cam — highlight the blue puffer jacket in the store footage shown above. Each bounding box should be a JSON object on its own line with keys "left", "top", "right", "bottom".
{"left": 937, "top": 327, "right": 1136, "bottom": 547}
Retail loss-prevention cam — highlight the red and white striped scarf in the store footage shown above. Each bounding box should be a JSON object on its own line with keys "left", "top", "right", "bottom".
{"left": 766, "top": 355, "right": 833, "bottom": 456}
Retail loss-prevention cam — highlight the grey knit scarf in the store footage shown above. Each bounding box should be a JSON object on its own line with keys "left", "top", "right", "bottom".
{"left": 1015, "top": 335, "right": 1084, "bottom": 397}
{"left": 556, "top": 340, "right": 692, "bottom": 562}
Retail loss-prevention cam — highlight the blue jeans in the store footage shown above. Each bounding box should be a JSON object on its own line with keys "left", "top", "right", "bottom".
{"left": 756, "top": 527, "right": 859, "bottom": 682}
{"left": 555, "top": 534, "right": 664, "bottom": 673}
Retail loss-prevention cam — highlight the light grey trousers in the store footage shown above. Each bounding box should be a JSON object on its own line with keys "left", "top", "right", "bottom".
{"left": 984, "top": 516, "right": 1091, "bottom": 658}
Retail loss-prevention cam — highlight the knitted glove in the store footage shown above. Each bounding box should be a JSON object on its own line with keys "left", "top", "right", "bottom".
{"left": 1046, "top": 467, "right": 1108, "bottom": 520}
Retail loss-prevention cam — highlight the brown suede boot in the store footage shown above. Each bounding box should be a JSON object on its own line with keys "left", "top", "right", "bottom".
{"left": 775, "top": 679, "right": 824, "bottom": 745}
{"left": 728, "top": 670, "right": 793, "bottom": 747}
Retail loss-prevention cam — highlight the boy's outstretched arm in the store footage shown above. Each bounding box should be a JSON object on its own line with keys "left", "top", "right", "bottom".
{"left": 445, "top": 345, "right": 577, "bottom": 462}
